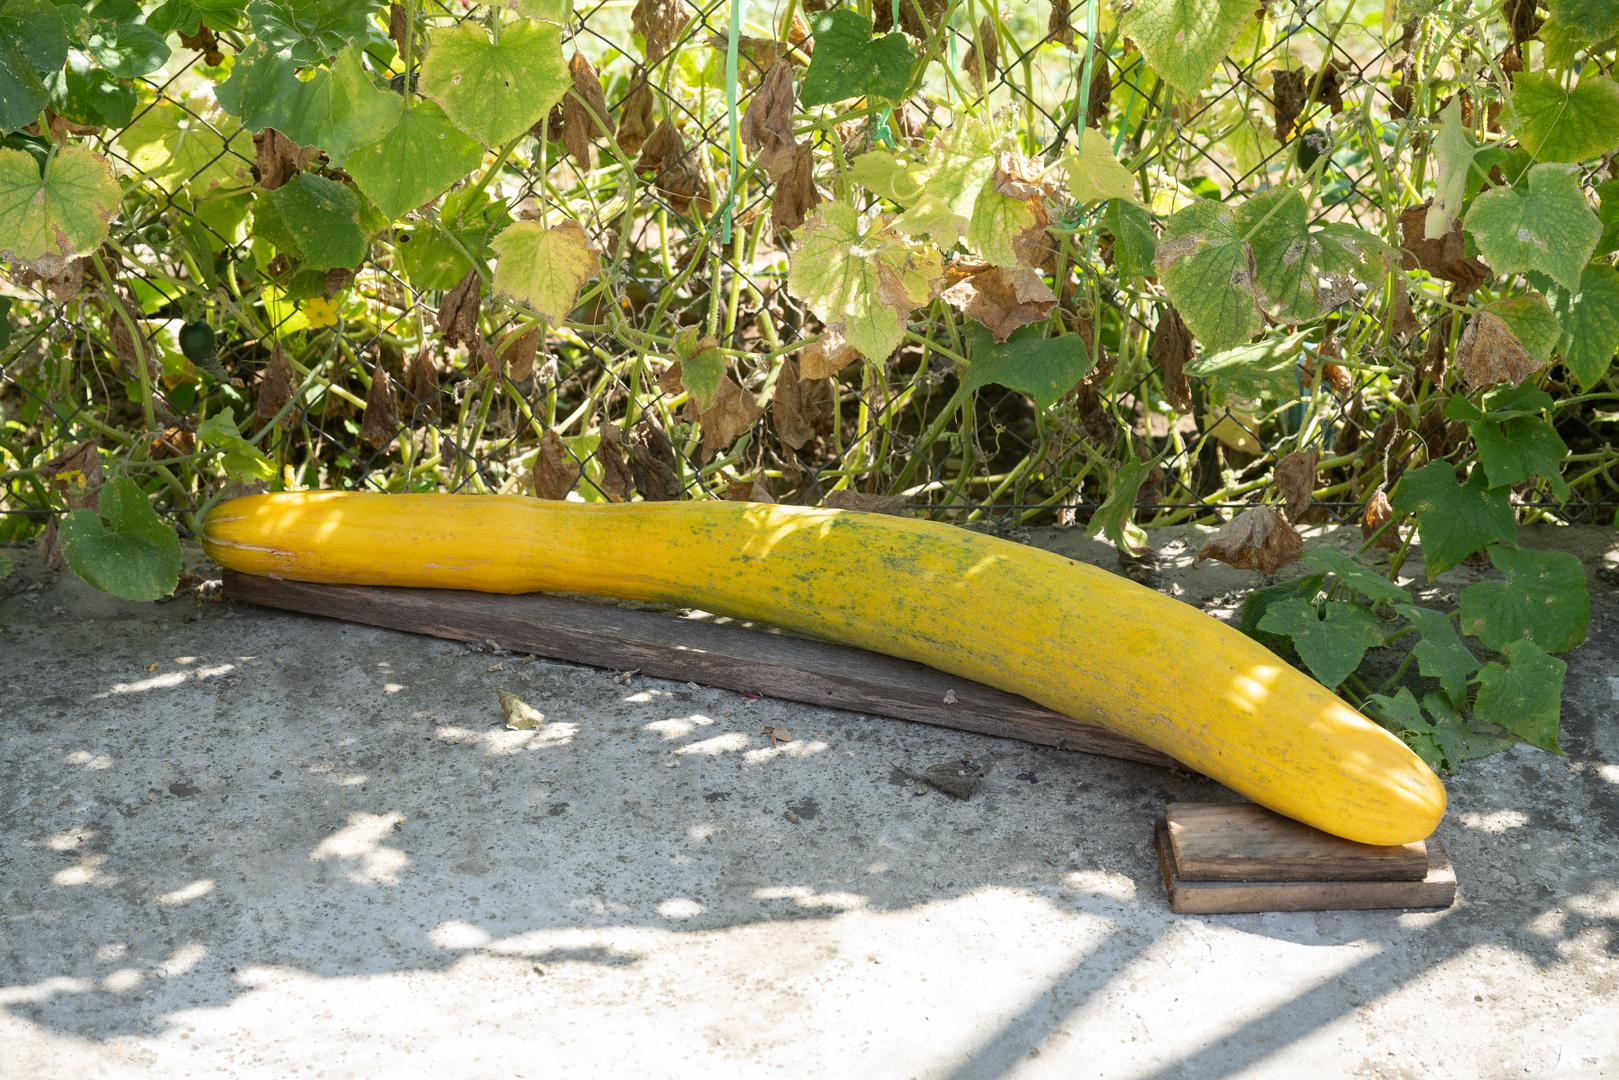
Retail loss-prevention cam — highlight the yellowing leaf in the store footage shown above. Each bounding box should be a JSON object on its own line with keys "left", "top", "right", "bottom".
{"left": 490, "top": 219, "right": 600, "bottom": 323}
{"left": 421, "top": 20, "right": 569, "bottom": 148}
{"left": 0, "top": 145, "right": 120, "bottom": 275}
{"left": 1122, "top": 0, "right": 1256, "bottom": 97}
{"left": 1064, "top": 128, "right": 1139, "bottom": 205}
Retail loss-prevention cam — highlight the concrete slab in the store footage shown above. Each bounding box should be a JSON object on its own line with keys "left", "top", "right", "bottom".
{"left": 1, "top": 526, "right": 1616, "bottom": 1079}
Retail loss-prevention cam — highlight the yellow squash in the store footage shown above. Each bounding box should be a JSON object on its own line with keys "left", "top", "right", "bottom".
{"left": 202, "top": 492, "right": 1445, "bottom": 845}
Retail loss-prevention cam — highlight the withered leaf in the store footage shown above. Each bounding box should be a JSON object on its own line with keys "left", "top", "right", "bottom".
{"left": 388, "top": 3, "right": 408, "bottom": 51}
{"left": 637, "top": 121, "right": 704, "bottom": 210}
{"left": 1194, "top": 506, "right": 1303, "bottom": 573}
{"left": 993, "top": 152, "right": 1057, "bottom": 202}
{"left": 1417, "top": 311, "right": 1451, "bottom": 386}
{"left": 562, "top": 52, "right": 614, "bottom": 169}
{"left": 1456, "top": 310, "right": 1543, "bottom": 388}
{"left": 1361, "top": 489, "right": 1402, "bottom": 550}
{"left": 771, "top": 357, "right": 819, "bottom": 450}
{"left": 710, "top": 34, "right": 791, "bottom": 79}
{"left": 1273, "top": 68, "right": 1308, "bottom": 141}
{"left": 1049, "top": 0, "right": 1074, "bottom": 48}
{"left": 403, "top": 350, "right": 440, "bottom": 422}
{"left": 616, "top": 68, "right": 655, "bottom": 155}
{"left": 1086, "top": 60, "right": 1111, "bottom": 127}
{"left": 1274, "top": 447, "right": 1319, "bottom": 521}
{"left": 254, "top": 343, "right": 297, "bottom": 427}
{"left": 499, "top": 326, "right": 542, "bottom": 382}
{"left": 533, "top": 429, "right": 581, "bottom": 499}
{"left": 632, "top": 0, "right": 689, "bottom": 64}
{"left": 438, "top": 269, "right": 482, "bottom": 348}
{"left": 498, "top": 689, "right": 545, "bottom": 730}
{"left": 360, "top": 367, "right": 398, "bottom": 449}
{"left": 1390, "top": 276, "right": 1420, "bottom": 341}
{"left": 964, "top": 16, "right": 998, "bottom": 95}
{"left": 725, "top": 475, "right": 774, "bottom": 502}
{"left": 824, "top": 490, "right": 907, "bottom": 515}
{"left": 939, "top": 264, "right": 1056, "bottom": 342}
{"left": 697, "top": 376, "right": 764, "bottom": 460}
{"left": 629, "top": 420, "right": 682, "bottom": 501}
{"left": 596, "top": 423, "right": 634, "bottom": 502}
{"left": 874, "top": 0, "right": 946, "bottom": 35}
{"left": 1151, "top": 306, "right": 1194, "bottom": 413}
{"left": 254, "top": 128, "right": 316, "bottom": 191}
{"left": 1399, "top": 204, "right": 1490, "bottom": 297}
{"left": 740, "top": 61, "right": 800, "bottom": 181}
{"left": 772, "top": 140, "right": 820, "bottom": 232}
{"left": 799, "top": 329, "right": 859, "bottom": 380}
{"left": 44, "top": 440, "right": 102, "bottom": 509}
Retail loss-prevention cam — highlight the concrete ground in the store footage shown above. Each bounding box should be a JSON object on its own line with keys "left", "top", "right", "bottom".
{"left": 1, "top": 525, "right": 1616, "bottom": 1079}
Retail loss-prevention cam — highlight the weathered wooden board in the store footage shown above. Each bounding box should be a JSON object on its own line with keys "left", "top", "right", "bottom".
{"left": 221, "top": 571, "right": 1178, "bottom": 769}
{"left": 1166, "top": 802, "right": 1430, "bottom": 882}
{"left": 1155, "top": 806, "right": 1456, "bottom": 914}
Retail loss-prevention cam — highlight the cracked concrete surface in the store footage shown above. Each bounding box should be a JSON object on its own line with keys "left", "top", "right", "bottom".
{"left": 1, "top": 526, "right": 1616, "bottom": 1079}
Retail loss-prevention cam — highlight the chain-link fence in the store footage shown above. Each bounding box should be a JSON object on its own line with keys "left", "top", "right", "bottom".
{"left": 2, "top": 0, "right": 1615, "bottom": 545}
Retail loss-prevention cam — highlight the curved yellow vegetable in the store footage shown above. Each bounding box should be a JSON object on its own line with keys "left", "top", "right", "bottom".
{"left": 202, "top": 492, "right": 1445, "bottom": 845}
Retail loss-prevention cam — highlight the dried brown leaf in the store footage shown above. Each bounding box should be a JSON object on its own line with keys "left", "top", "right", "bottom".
{"left": 799, "top": 329, "right": 859, "bottom": 380}
{"left": 616, "top": 68, "right": 655, "bottom": 155}
{"left": 498, "top": 689, "right": 545, "bottom": 730}
{"left": 1086, "top": 61, "right": 1111, "bottom": 127}
{"left": 438, "top": 269, "right": 482, "bottom": 348}
{"left": 44, "top": 440, "right": 102, "bottom": 509}
{"left": 740, "top": 61, "right": 800, "bottom": 181}
{"left": 697, "top": 376, "right": 764, "bottom": 460}
{"left": 499, "top": 326, "right": 543, "bottom": 382}
{"left": 562, "top": 53, "right": 614, "bottom": 169}
{"left": 360, "top": 368, "right": 398, "bottom": 449}
{"left": 254, "top": 343, "right": 297, "bottom": 427}
{"left": 254, "top": 128, "right": 316, "bottom": 191}
{"left": 824, "top": 490, "right": 907, "bottom": 515}
{"left": 533, "top": 429, "right": 580, "bottom": 500}
{"left": 403, "top": 349, "right": 441, "bottom": 422}
{"left": 1399, "top": 204, "right": 1490, "bottom": 297}
{"left": 963, "top": 16, "right": 998, "bottom": 95}
{"left": 873, "top": 0, "right": 946, "bottom": 36}
{"left": 938, "top": 264, "right": 1056, "bottom": 342}
{"left": 388, "top": 3, "right": 408, "bottom": 51}
{"left": 992, "top": 152, "right": 1057, "bottom": 201}
{"left": 1456, "top": 310, "right": 1543, "bottom": 388}
{"left": 1049, "top": 0, "right": 1075, "bottom": 48}
{"left": 637, "top": 121, "right": 704, "bottom": 210}
{"left": 1151, "top": 306, "right": 1194, "bottom": 413}
{"left": 1272, "top": 68, "right": 1308, "bottom": 141}
{"left": 1274, "top": 448, "right": 1319, "bottom": 521}
{"left": 771, "top": 357, "right": 820, "bottom": 450}
{"left": 725, "top": 475, "right": 774, "bottom": 502}
{"left": 1361, "top": 489, "right": 1402, "bottom": 550}
{"left": 632, "top": 0, "right": 689, "bottom": 63}
{"left": 770, "top": 140, "right": 820, "bottom": 232}
{"left": 629, "top": 420, "right": 682, "bottom": 501}
{"left": 1194, "top": 506, "right": 1304, "bottom": 573}
{"left": 596, "top": 423, "right": 634, "bottom": 502}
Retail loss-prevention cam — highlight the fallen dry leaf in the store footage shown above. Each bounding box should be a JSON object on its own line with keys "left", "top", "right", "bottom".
{"left": 562, "top": 52, "right": 614, "bottom": 169}
{"left": 498, "top": 689, "right": 545, "bottom": 730}
{"left": 595, "top": 423, "right": 634, "bottom": 502}
{"left": 771, "top": 357, "right": 821, "bottom": 450}
{"left": 437, "top": 269, "right": 482, "bottom": 349}
{"left": 360, "top": 368, "right": 398, "bottom": 449}
{"left": 614, "top": 669, "right": 639, "bottom": 685}
{"left": 1361, "top": 489, "right": 1402, "bottom": 550}
{"left": 726, "top": 475, "right": 775, "bottom": 502}
{"left": 254, "top": 128, "right": 316, "bottom": 191}
{"left": 1456, "top": 310, "right": 1542, "bottom": 388}
{"left": 533, "top": 429, "right": 581, "bottom": 499}
{"left": 799, "top": 329, "right": 859, "bottom": 380}
{"left": 939, "top": 264, "right": 1056, "bottom": 342}
{"left": 1194, "top": 506, "right": 1303, "bottom": 573}
{"left": 1399, "top": 204, "right": 1490, "bottom": 297}
{"left": 1273, "top": 448, "right": 1319, "bottom": 521}
{"left": 1151, "top": 306, "right": 1195, "bottom": 413}
{"left": 629, "top": 420, "right": 682, "bottom": 500}
{"left": 1049, "top": 0, "right": 1074, "bottom": 47}
{"left": 254, "top": 343, "right": 296, "bottom": 427}
{"left": 824, "top": 490, "right": 907, "bottom": 515}
{"left": 762, "top": 725, "right": 791, "bottom": 747}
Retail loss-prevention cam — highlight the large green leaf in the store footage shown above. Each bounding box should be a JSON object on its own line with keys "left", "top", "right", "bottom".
{"left": 1503, "top": 73, "right": 1619, "bottom": 163}
{"left": 965, "top": 182, "right": 1038, "bottom": 267}
{"left": 0, "top": 144, "right": 120, "bottom": 270}
{"left": 799, "top": 9, "right": 913, "bottom": 108}
{"left": 84, "top": 20, "right": 171, "bottom": 77}
{"left": 59, "top": 476, "right": 182, "bottom": 601}
{"left": 47, "top": 53, "right": 137, "bottom": 128}
{"left": 116, "top": 98, "right": 249, "bottom": 195}
{"left": 1105, "top": 199, "right": 1156, "bottom": 282}
{"left": 1464, "top": 163, "right": 1600, "bottom": 291}
{"left": 490, "top": 218, "right": 599, "bottom": 323}
{"left": 1300, "top": 547, "right": 1411, "bottom": 604}
{"left": 264, "top": 172, "right": 367, "bottom": 269}
{"left": 1238, "top": 187, "right": 1388, "bottom": 323}
{"left": 1121, "top": 0, "right": 1254, "bottom": 96}
{"left": 219, "top": 45, "right": 398, "bottom": 163}
{"left": 1553, "top": 262, "right": 1619, "bottom": 387}
{"left": 1472, "top": 640, "right": 1566, "bottom": 753}
{"left": 1184, "top": 330, "right": 1308, "bottom": 402}
{"left": 963, "top": 324, "right": 1094, "bottom": 410}
{"left": 1258, "top": 598, "right": 1385, "bottom": 690}
{"left": 0, "top": 0, "right": 68, "bottom": 130}
{"left": 420, "top": 19, "right": 568, "bottom": 148}
{"left": 1390, "top": 462, "right": 1517, "bottom": 579}
{"left": 247, "top": 0, "right": 382, "bottom": 65}
{"left": 1370, "top": 688, "right": 1511, "bottom": 773}
{"left": 1154, "top": 199, "right": 1260, "bottom": 353}
{"left": 1392, "top": 604, "right": 1481, "bottom": 707}
{"left": 1064, "top": 128, "right": 1139, "bottom": 205}
{"left": 197, "top": 413, "right": 275, "bottom": 483}
{"left": 1459, "top": 545, "right": 1589, "bottom": 654}
{"left": 346, "top": 101, "right": 485, "bottom": 222}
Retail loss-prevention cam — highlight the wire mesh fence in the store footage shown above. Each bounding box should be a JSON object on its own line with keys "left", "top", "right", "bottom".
{"left": 2, "top": 0, "right": 1615, "bottom": 546}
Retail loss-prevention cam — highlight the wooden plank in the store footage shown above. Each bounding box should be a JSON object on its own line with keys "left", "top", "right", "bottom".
{"left": 221, "top": 571, "right": 1178, "bottom": 769}
{"left": 1155, "top": 822, "right": 1456, "bottom": 915}
{"left": 1166, "top": 802, "right": 1430, "bottom": 882}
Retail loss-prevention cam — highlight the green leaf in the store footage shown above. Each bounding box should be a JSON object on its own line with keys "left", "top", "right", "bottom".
{"left": 1064, "top": 128, "right": 1139, "bottom": 205}
{"left": 264, "top": 172, "right": 366, "bottom": 270}
{"left": 346, "top": 101, "right": 484, "bottom": 222}
{"left": 84, "top": 20, "right": 170, "bottom": 77}
{"left": 58, "top": 476, "right": 182, "bottom": 601}
{"left": 0, "top": 143, "right": 119, "bottom": 269}
{"left": 1595, "top": 178, "right": 1619, "bottom": 257}
{"left": 1086, "top": 455, "right": 1155, "bottom": 556}
{"left": 1427, "top": 98, "right": 1478, "bottom": 240}
{"left": 1469, "top": 414, "right": 1570, "bottom": 497}
{"left": 1237, "top": 573, "right": 1325, "bottom": 651}
{"left": 1553, "top": 262, "right": 1619, "bottom": 388}
{"left": 1105, "top": 200, "right": 1156, "bottom": 282}
{"left": 489, "top": 218, "right": 599, "bottom": 323}
{"left": 1300, "top": 547, "right": 1411, "bottom": 604}
{"left": 219, "top": 45, "right": 398, "bottom": 163}
{"left": 1392, "top": 604, "right": 1481, "bottom": 706}
{"left": 1121, "top": 0, "right": 1254, "bottom": 96}
{"left": 1238, "top": 187, "right": 1389, "bottom": 323}
{"left": 1370, "top": 688, "right": 1512, "bottom": 773}
{"left": 674, "top": 328, "right": 726, "bottom": 410}
{"left": 1184, "top": 330, "right": 1309, "bottom": 402}
{"left": 1154, "top": 199, "right": 1260, "bottom": 353}
{"left": 1459, "top": 545, "right": 1589, "bottom": 654}
{"left": 1503, "top": 72, "right": 1619, "bottom": 163}
{"left": 785, "top": 200, "right": 941, "bottom": 362}
{"left": 1390, "top": 462, "right": 1517, "bottom": 579}
{"left": 963, "top": 324, "right": 1094, "bottom": 410}
{"left": 0, "top": 0, "right": 68, "bottom": 131}
{"left": 420, "top": 19, "right": 569, "bottom": 148}
{"left": 965, "top": 182, "right": 1037, "bottom": 267}
{"left": 1477, "top": 384, "right": 1556, "bottom": 417}
{"left": 1473, "top": 640, "right": 1566, "bottom": 753}
{"left": 1464, "top": 163, "right": 1600, "bottom": 291}
{"left": 47, "top": 53, "right": 136, "bottom": 128}
{"left": 799, "top": 9, "right": 913, "bottom": 108}
{"left": 1542, "top": 0, "right": 1619, "bottom": 65}
{"left": 508, "top": 0, "right": 572, "bottom": 21}
{"left": 1257, "top": 598, "right": 1385, "bottom": 690}
{"left": 247, "top": 0, "right": 381, "bottom": 65}
{"left": 395, "top": 187, "right": 510, "bottom": 290}
{"left": 147, "top": 0, "right": 248, "bottom": 34}
{"left": 1486, "top": 292, "right": 1562, "bottom": 364}
{"left": 197, "top": 413, "right": 275, "bottom": 483}
{"left": 0, "top": 549, "right": 12, "bottom": 578}
{"left": 115, "top": 98, "right": 249, "bottom": 195}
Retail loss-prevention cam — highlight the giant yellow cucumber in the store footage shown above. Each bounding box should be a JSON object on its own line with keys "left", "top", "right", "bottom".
{"left": 202, "top": 492, "right": 1445, "bottom": 845}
